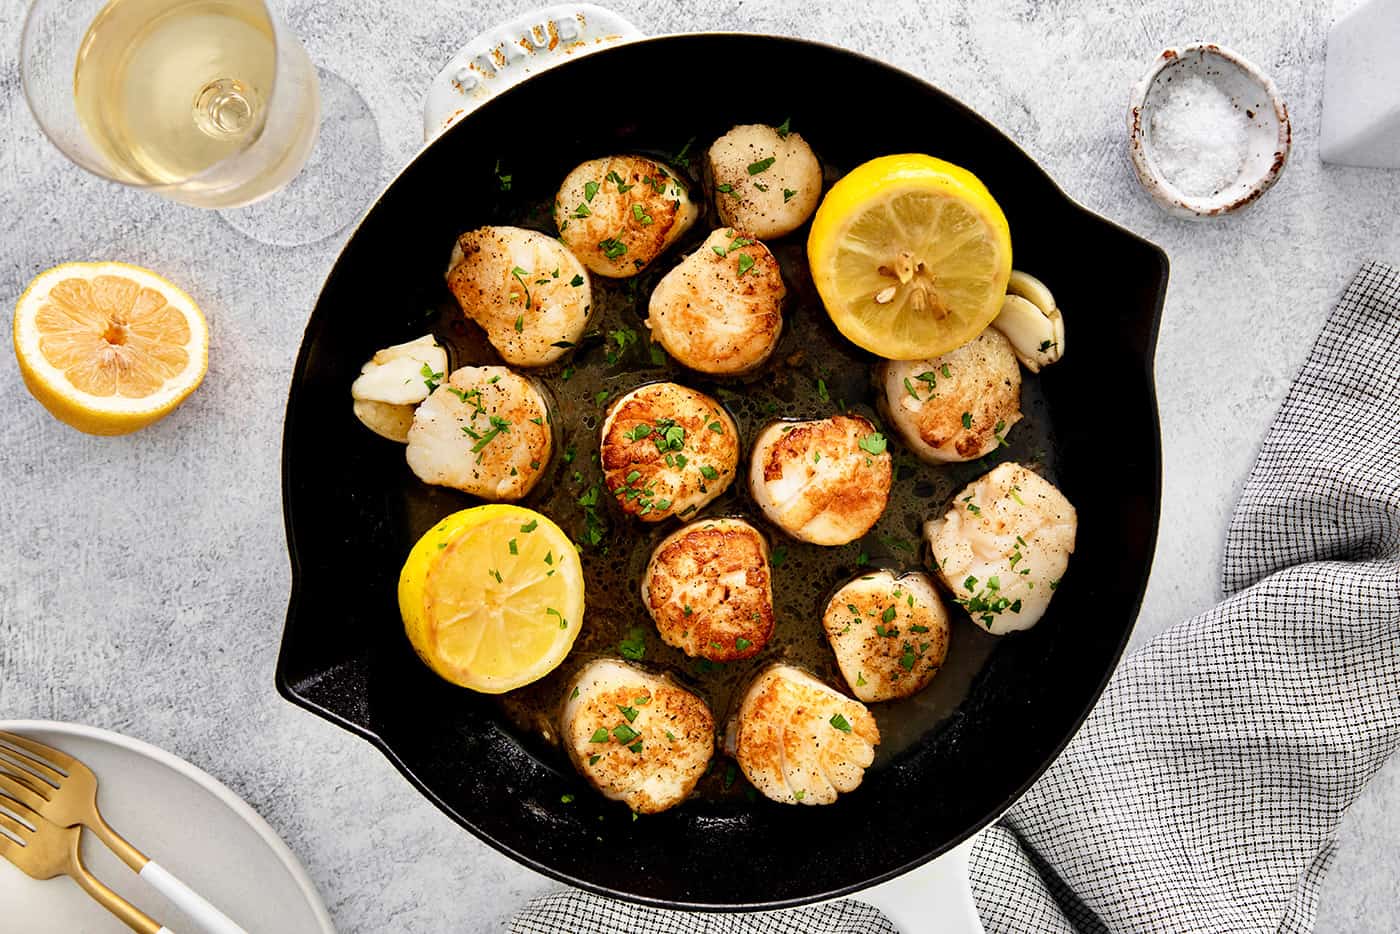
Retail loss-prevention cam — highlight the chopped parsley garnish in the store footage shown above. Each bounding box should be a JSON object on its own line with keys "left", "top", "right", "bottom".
{"left": 605, "top": 170, "right": 634, "bottom": 193}
{"left": 881, "top": 605, "right": 897, "bottom": 624}
{"left": 816, "top": 377, "right": 829, "bottom": 402}
{"left": 716, "top": 183, "right": 734, "bottom": 194}
{"left": 904, "top": 376, "right": 919, "bottom": 399}
{"left": 857, "top": 433, "right": 887, "bottom": 456}
{"left": 631, "top": 203, "right": 653, "bottom": 225}
{"left": 572, "top": 203, "right": 591, "bottom": 218}
{"left": 612, "top": 723, "right": 640, "bottom": 744}
{"left": 941, "top": 364, "right": 952, "bottom": 378}
{"left": 794, "top": 789, "right": 805, "bottom": 801}
{"left": 736, "top": 253, "right": 755, "bottom": 277}
{"left": 747, "top": 156, "right": 776, "bottom": 175}
{"left": 570, "top": 274, "right": 585, "bottom": 287}
{"left": 698, "top": 464, "right": 719, "bottom": 481}
{"left": 469, "top": 416, "right": 511, "bottom": 456}
{"left": 547, "top": 607, "right": 567, "bottom": 629}
{"left": 584, "top": 180, "right": 600, "bottom": 202}
{"left": 514, "top": 314, "right": 524, "bottom": 333}
{"left": 708, "top": 419, "right": 724, "bottom": 433}
{"left": 589, "top": 728, "right": 610, "bottom": 743}
{"left": 618, "top": 625, "right": 646, "bottom": 660}
{"left": 594, "top": 389, "right": 611, "bottom": 406}
{"left": 735, "top": 637, "right": 752, "bottom": 651}
{"left": 671, "top": 137, "right": 695, "bottom": 168}
{"left": 493, "top": 158, "right": 511, "bottom": 191}
{"left": 510, "top": 266, "right": 533, "bottom": 309}
{"left": 420, "top": 363, "right": 443, "bottom": 393}
{"left": 856, "top": 672, "right": 867, "bottom": 686}
{"left": 508, "top": 538, "right": 518, "bottom": 555}
{"left": 829, "top": 713, "right": 853, "bottom": 733}
{"left": 598, "top": 236, "right": 627, "bottom": 259}
{"left": 617, "top": 704, "right": 639, "bottom": 722}
{"left": 771, "top": 546, "right": 788, "bottom": 568}
{"left": 775, "top": 116, "right": 791, "bottom": 137}
{"left": 782, "top": 188, "right": 797, "bottom": 202}
{"left": 588, "top": 754, "right": 601, "bottom": 765}
{"left": 560, "top": 793, "right": 575, "bottom": 804}
{"left": 961, "top": 411, "right": 973, "bottom": 429}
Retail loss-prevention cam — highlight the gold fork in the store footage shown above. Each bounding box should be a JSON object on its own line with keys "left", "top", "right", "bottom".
{"left": 0, "top": 789, "right": 170, "bottom": 933}
{"left": 0, "top": 731, "right": 246, "bottom": 934}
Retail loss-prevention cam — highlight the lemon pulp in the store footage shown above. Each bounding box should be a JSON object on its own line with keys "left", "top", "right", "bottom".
{"left": 807, "top": 154, "right": 1012, "bottom": 360}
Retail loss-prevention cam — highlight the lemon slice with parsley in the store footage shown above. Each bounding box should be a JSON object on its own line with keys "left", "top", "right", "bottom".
{"left": 399, "top": 505, "right": 584, "bottom": 693}
{"left": 807, "top": 154, "right": 1012, "bottom": 360}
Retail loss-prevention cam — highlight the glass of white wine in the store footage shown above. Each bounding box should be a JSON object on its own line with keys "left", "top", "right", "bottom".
{"left": 21, "top": 0, "right": 381, "bottom": 245}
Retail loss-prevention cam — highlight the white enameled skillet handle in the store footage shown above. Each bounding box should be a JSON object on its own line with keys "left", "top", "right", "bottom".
{"left": 422, "top": 4, "right": 645, "bottom": 141}
{"left": 139, "top": 861, "right": 249, "bottom": 934}
{"left": 854, "top": 836, "right": 985, "bottom": 934}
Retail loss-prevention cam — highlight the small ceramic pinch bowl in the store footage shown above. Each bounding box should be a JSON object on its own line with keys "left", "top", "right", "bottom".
{"left": 1128, "top": 43, "right": 1291, "bottom": 219}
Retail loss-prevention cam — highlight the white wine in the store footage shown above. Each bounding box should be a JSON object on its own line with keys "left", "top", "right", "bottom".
{"left": 73, "top": 0, "right": 318, "bottom": 206}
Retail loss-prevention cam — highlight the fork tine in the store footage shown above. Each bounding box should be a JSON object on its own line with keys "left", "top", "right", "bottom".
{"left": 0, "top": 744, "right": 65, "bottom": 787}
{"left": 0, "top": 772, "right": 51, "bottom": 812}
{"left": 0, "top": 731, "right": 73, "bottom": 775}
{"left": 0, "top": 806, "right": 33, "bottom": 840}
{"left": 0, "top": 767, "right": 51, "bottom": 799}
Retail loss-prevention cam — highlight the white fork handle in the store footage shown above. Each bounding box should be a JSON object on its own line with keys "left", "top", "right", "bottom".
{"left": 139, "top": 862, "right": 248, "bottom": 934}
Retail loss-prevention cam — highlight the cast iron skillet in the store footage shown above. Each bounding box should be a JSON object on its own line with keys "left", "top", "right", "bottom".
{"left": 277, "top": 34, "right": 1167, "bottom": 911}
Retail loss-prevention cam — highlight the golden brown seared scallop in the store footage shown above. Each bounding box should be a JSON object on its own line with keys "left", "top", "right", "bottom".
{"left": 646, "top": 229, "right": 785, "bottom": 375}
{"left": 599, "top": 382, "right": 739, "bottom": 522}
{"left": 560, "top": 659, "right": 715, "bottom": 814}
{"left": 748, "top": 414, "right": 892, "bottom": 545}
{"left": 924, "top": 462, "right": 1077, "bottom": 635}
{"left": 707, "top": 123, "right": 822, "bottom": 238}
{"left": 726, "top": 664, "right": 879, "bottom": 805}
{"left": 405, "top": 366, "right": 551, "bottom": 500}
{"left": 555, "top": 156, "right": 698, "bottom": 278}
{"left": 822, "top": 570, "right": 950, "bottom": 702}
{"left": 879, "top": 329, "right": 1022, "bottom": 463}
{"left": 446, "top": 227, "right": 591, "bottom": 367}
{"left": 641, "top": 518, "right": 774, "bottom": 662}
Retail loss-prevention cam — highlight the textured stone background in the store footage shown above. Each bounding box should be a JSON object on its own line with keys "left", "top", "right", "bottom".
{"left": 2, "top": 0, "right": 1397, "bottom": 930}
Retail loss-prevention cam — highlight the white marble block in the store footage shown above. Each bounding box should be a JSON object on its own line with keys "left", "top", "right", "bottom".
{"left": 1320, "top": 0, "right": 1400, "bottom": 167}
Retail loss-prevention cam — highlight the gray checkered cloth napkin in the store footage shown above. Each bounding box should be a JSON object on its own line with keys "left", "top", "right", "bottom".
{"left": 512, "top": 262, "right": 1400, "bottom": 934}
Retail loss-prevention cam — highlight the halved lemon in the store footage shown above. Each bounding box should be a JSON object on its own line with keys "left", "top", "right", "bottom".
{"left": 399, "top": 505, "right": 585, "bottom": 693}
{"left": 13, "top": 262, "right": 209, "bottom": 435}
{"left": 807, "top": 154, "right": 1012, "bottom": 360}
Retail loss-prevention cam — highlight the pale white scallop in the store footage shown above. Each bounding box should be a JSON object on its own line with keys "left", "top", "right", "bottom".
{"left": 879, "top": 328, "right": 1022, "bottom": 463}
{"left": 405, "top": 366, "right": 551, "bottom": 500}
{"left": 646, "top": 229, "right": 785, "bottom": 375}
{"left": 725, "top": 664, "right": 879, "bottom": 805}
{"left": 446, "top": 226, "right": 591, "bottom": 367}
{"left": 707, "top": 123, "right": 822, "bottom": 238}
{"left": 560, "top": 659, "right": 715, "bottom": 814}
{"left": 924, "top": 462, "right": 1077, "bottom": 635}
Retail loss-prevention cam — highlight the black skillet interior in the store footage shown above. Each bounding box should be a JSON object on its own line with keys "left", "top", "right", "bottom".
{"left": 278, "top": 34, "right": 1167, "bottom": 910}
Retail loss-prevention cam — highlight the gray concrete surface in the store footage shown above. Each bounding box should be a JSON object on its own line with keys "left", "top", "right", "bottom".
{"left": 2, "top": 0, "right": 1397, "bottom": 930}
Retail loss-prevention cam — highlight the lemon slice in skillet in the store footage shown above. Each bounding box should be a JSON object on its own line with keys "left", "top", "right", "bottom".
{"left": 807, "top": 154, "right": 1012, "bottom": 360}
{"left": 399, "top": 505, "right": 585, "bottom": 693}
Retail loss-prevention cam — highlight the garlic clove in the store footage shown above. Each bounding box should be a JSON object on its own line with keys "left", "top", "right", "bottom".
{"left": 1006, "top": 270, "right": 1057, "bottom": 317}
{"left": 353, "top": 398, "right": 417, "bottom": 443}
{"left": 350, "top": 334, "right": 448, "bottom": 406}
{"left": 991, "top": 294, "right": 1063, "bottom": 373}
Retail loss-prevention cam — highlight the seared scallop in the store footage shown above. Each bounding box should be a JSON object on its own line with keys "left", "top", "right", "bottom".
{"left": 822, "top": 570, "right": 950, "bottom": 702}
{"left": 641, "top": 518, "right": 774, "bottom": 661}
{"left": 555, "top": 155, "right": 698, "bottom": 278}
{"left": 924, "top": 462, "right": 1077, "bottom": 634}
{"left": 748, "top": 414, "right": 892, "bottom": 545}
{"left": 405, "top": 366, "right": 551, "bottom": 500}
{"left": 879, "top": 329, "right": 1022, "bottom": 463}
{"left": 707, "top": 123, "right": 822, "bottom": 238}
{"left": 726, "top": 664, "right": 879, "bottom": 805}
{"left": 646, "top": 229, "right": 785, "bottom": 375}
{"left": 599, "top": 382, "right": 739, "bottom": 522}
{"left": 561, "top": 659, "right": 715, "bottom": 814}
{"left": 446, "top": 226, "right": 591, "bottom": 367}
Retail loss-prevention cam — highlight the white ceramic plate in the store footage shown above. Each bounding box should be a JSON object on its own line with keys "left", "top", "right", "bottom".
{"left": 0, "top": 720, "right": 335, "bottom": 933}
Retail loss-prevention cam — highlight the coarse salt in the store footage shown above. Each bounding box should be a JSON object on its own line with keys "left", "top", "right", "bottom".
{"left": 1149, "top": 75, "right": 1249, "bottom": 197}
